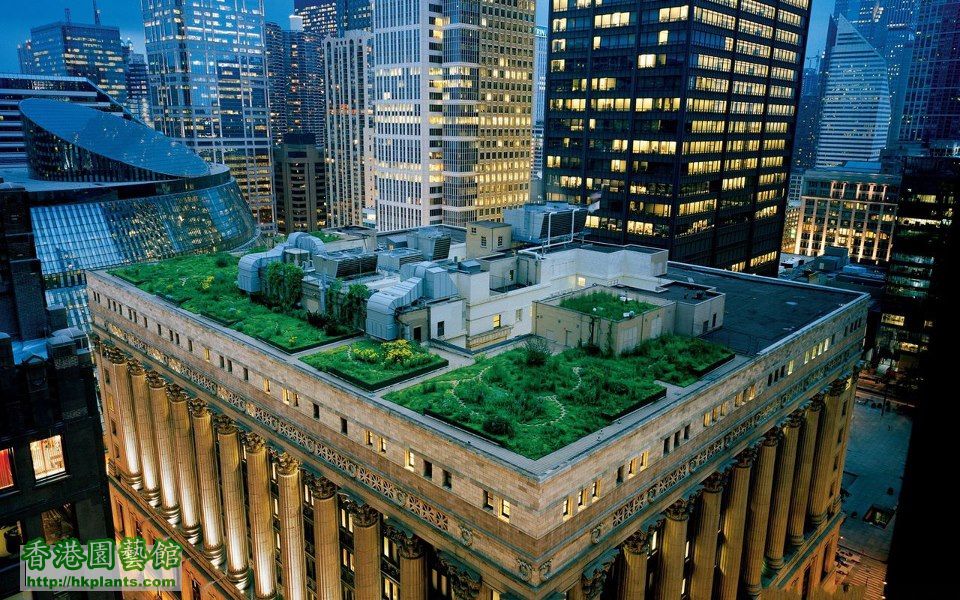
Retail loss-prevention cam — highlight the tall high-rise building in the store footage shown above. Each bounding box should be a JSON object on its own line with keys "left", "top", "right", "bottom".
{"left": 0, "top": 73, "right": 131, "bottom": 168}
{"left": 142, "top": 0, "right": 274, "bottom": 228}
{"left": 814, "top": 16, "right": 891, "bottom": 168}
{"left": 374, "top": 0, "right": 534, "bottom": 231}
{"left": 531, "top": 26, "right": 548, "bottom": 202}
{"left": 899, "top": 0, "right": 960, "bottom": 146}
{"left": 0, "top": 189, "right": 111, "bottom": 600}
{"left": 266, "top": 18, "right": 325, "bottom": 145}
{"left": 18, "top": 14, "right": 127, "bottom": 104}
{"left": 295, "top": 0, "right": 339, "bottom": 38}
{"left": 877, "top": 155, "right": 958, "bottom": 369}
{"left": 341, "top": 0, "right": 373, "bottom": 32}
{"left": 273, "top": 133, "right": 328, "bottom": 234}
{"left": 787, "top": 57, "right": 823, "bottom": 204}
{"left": 545, "top": 0, "right": 812, "bottom": 274}
{"left": 121, "top": 42, "right": 151, "bottom": 125}
{"left": 325, "top": 31, "right": 375, "bottom": 228}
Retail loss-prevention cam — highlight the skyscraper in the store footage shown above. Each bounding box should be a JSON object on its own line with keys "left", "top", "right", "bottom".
{"left": 18, "top": 13, "right": 127, "bottom": 104}
{"left": 325, "top": 31, "right": 375, "bottom": 228}
{"left": 899, "top": 0, "right": 960, "bottom": 146}
{"left": 787, "top": 57, "right": 822, "bottom": 204}
{"left": 294, "top": 0, "right": 339, "bottom": 38}
{"left": 266, "top": 18, "right": 325, "bottom": 146}
{"left": 121, "top": 42, "right": 151, "bottom": 125}
{"left": 814, "top": 16, "right": 891, "bottom": 167}
{"left": 374, "top": 0, "right": 534, "bottom": 230}
{"left": 142, "top": 0, "right": 274, "bottom": 228}
{"left": 531, "top": 25, "right": 548, "bottom": 202}
{"left": 545, "top": 0, "right": 811, "bottom": 274}
{"left": 273, "top": 133, "right": 327, "bottom": 234}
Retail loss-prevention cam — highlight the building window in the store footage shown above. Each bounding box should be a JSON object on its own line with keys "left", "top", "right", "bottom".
{"left": 406, "top": 450, "right": 416, "bottom": 471}
{"left": 30, "top": 436, "right": 66, "bottom": 481}
{"left": 500, "top": 499, "right": 511, "bottom": 521}
{"left": 591, "top": 480, "right": 601, "bottom": 500}
{"left": 423, "top": 460, "right": 433, "bottom": 479}
{"left": 483, "top": 491, "right": 494, "bottom": 510}
{"left": 379, "top": 438, "right": 387, "bottom": 454}
{"left": 204, "top": 347, "right": 211, "bottom": 362}
{"left": 437, "top": 321, "right": 445, "bottom": 337}
{"left": 0, "top": 447, "right": 15, "bottom": 490}
{"left": 243, "top": 367, "right": 249, "bottom": 381}
{"left": 340, "top": 418, "right": 348, "bottom": 435}
{"left": 383, "top": 578, "right": 400, "bottom": 600}
{"left": 493, "top": 314, "right": 501, "bottom": 328}
{"left": 481, "top": 236, "right": 487, "bottom": 247}
{"left": 263, "top": 378, "right": 271, "bottom": 393}
{"left": 442, "top": 469, "right": 452, "bottom": 489}
{"left": 562, "top": 497, "right": 570, "bottom": 518}
{"left": 313, "top": 403, "right": 320, "bottom": 419}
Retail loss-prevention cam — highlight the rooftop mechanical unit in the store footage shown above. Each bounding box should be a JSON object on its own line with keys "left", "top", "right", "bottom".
{"left": 503, "top": 202, "right": 588, "bottom": 244}
{"left": 314, "top": 249, "right": 378, "bottom": 279}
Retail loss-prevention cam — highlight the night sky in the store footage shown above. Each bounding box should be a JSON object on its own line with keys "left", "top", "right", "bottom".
{"left": 0, "top": 0, "right": 836, "bottom": 74}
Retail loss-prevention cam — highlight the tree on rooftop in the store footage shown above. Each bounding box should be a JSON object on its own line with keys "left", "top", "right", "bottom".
{"left": 264, "top": 262, "right": 304, "bottom": 311}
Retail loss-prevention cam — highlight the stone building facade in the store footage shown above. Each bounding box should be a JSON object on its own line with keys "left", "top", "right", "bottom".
{"left": 86, "top": 263, "right": 867, "bottom": 600}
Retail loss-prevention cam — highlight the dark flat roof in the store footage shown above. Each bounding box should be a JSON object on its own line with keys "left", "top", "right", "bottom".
{"left": 666, "top": 264, "right": 865, "bottom": 356}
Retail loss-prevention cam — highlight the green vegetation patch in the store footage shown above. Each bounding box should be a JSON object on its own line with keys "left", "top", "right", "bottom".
{"left": 310, "top": 231, "right": 342, "bottom": 243}
{"left": 109, "top": 253, "right": 349, "bottom": 352}
{"left": 302, "top": 339, "right": 448, "bottom": 391}
{"left": 383, "top": 335, "right": 733, "bottom": 459}
{"left": 558, "top": 291, "right": 659, "bottom": 321}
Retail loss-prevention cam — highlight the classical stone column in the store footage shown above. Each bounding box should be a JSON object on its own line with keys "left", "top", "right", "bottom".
{"left": 717, "top": 449, "right": 753, "bottom": 600}
{"left": 350, "top": 500, "right": 382, "bottom": 600}
{"left": 243, "top": 433, "right": 276, "bottom": 599}
{"left": 788, "top": 398, "right": 822, "bottom": 545}
{"left": 386, "top": 525, "right": 427, "bottom": 600}
{"left": 167, "top": 384, "right": 200, "bottom": 539}
{"left": 215, "top": 415, "right": 249, "bottom": 587}
{"left": 189, "top": 399, "right": 224, "bottom": 563}
{"left": 147, "top": 372, "right": 179, "bottom": 522}
{"left": 307, "top": 475, "right": 341, "bottom": 600}
{"left": 278, "top": 455, "right": 307, "bottom": 600}
{"left": 766, "top": 414, "right": 801, "bottom": 571}
{"left": 690, "top": 474, "right": 724, "bottom": 600}
{"left": 112, "top": 353, "right": 142, "bottom": 487}
{"left": 656, "top": 500, "right": 690, "bottom": 600}
{"left": 809, "top": 379, "right": 845, "bottom": 526}
{"left": 743, "top": 431, "right": 779, "bottom": 598}
{"left": 619, "top": 530, "right": 650, "bottom": 600}
{"left": 129, "top": 362, "right": 159, "bottom": 503}
{"left": 440, "top": 554, "right": 482, "bottom": 600}
{"left": 568, "top": 583, "right": 585, "bottom": 600}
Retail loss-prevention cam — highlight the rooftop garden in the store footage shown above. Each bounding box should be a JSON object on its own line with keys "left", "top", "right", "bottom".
{"left": 109, "top": 253, "right": 354, "bottom": 353}
{"left": 310, "top": 231, "right": 343, "bottom": 243}
{"left": 384, "top": 335, "right": 733, "bottom": 459}
{"left": 558, "top": 291, "right": 658, "bottom": 320}
{"left": 302, "top": 339, "right": 448, "bottom": 391}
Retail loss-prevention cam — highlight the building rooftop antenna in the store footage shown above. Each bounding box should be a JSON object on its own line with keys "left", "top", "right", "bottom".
{"left": 93, "top": 0, "right": 101, "bottom": 25}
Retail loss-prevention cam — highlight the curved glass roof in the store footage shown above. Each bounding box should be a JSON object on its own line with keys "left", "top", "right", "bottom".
{"left": 19, "top": 98, "right": 210, "bottom": 178}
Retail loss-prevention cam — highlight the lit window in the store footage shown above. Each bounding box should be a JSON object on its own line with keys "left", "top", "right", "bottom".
{"left": 0, "top": 447, "right": 15, "bottom": 490}
{"left": 406, "top": 450, "right": 416, "bottom": 471}
{"left": 562, "top": 497, "right": 570, "bottom": 518}
{"left": 500, "top": 499, "right": 511, "bottom": 520}
{"left": 493, "top": 314, "right": 501, "bottom": 328}
{"left": 30, "top": 436, "right": 66, "bottom": 481}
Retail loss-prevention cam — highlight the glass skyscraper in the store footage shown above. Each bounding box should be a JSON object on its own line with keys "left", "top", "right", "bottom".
{"left": 294, "top": 0, "right": 340, "bottom": 37}
{"left": 122, "top": 42, "right": 151, "bottom": 126}
{"left": 266, "top": 18, "right": 325, "bottom": 146}
{"left": 374, "top": 0, "right": 535, "bottom": 230}
{"left": 18, "top": 19, "right": 127, "bottom": 105}
{"left": 544, "top": 0, "right": 812, "bottom": 274}
{"left": 142, "top": 0, "right": 274, "bottom": 228}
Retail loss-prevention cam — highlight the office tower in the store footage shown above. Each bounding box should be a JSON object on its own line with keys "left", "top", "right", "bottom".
{"left": 325, "top": 31, "right": 375, "bottom": 228}
{"left": 295, "top": 0, "right": 339, "bottom": 37}
{"left": 0, "top": 98, "right": 256, "bottom": 327}
{"left": 273, "top": 133, "right": 327, "bottom": 234}
{"left": 341, "top": 0, "right": 373, "bottom": 32}
{"left": 267, "top": 18, "right": 326, "bottom": 146}
{"left": 143, "top": 0, "right": 274, "bottom": 228}
{"left": 787, "top": 57, "right": 822, "bottom": 204}
{"left": 899, "top": 0, "right": 960, "bottom": 146}
{"left": 878, "top": 155, "right": 958, "bottom": 369}
{"left": 0, "top": 73, "right": 130, "bottom": 167}
{"left": 89, "top": 227, "right": 867, "bottom": 599}
{"left": 545, "top": 0, "right": 811, "bottom": 275}
{"left": 814, "top": 16, "right": 891, "bottom": 167}
{"left": 122, "top": 43, "right": 151, "bottom": 125}
{"left": 18, "top": 12, "right": 127, "bottom": 104}
{"left": 794, "top": 164, "right": 900, "bottom": 265}
{"left": 0, "top": 190, "right": 111, "bottom": 600}
{"left": 531, "top": 26, "right": 548, "bottom": 202}
{"left": 375, "top": 0, "right": 534, "bottom": 231}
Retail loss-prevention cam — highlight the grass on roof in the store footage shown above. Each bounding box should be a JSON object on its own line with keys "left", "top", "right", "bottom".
{"left": 383, "top": 335, "right": 733, "bottom": 459}
{"left": 558, "top": 291, "right": 658, "bottom": 321}
{"left": 302, "top": 339, "right": 448, "bottom": 391}
{"left": 109, "top": 253, "right": 349, "bottom": 352}
{"left": 310, "top": 231, "right": 342, "bottom": 243}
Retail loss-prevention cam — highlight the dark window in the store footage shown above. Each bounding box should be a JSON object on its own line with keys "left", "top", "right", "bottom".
{"left": 423, "top": 460, "right": 433, "bottom": 479}
{"left": 340, "top": 418, "right": 348, "bottom": 435}
{"left": 442, "top": 470, "right": 452, "bottom": 489}
{"left": 313, "top": 403, "right": 320, "bottom": 419}
{"left": 437, "top": 321, "right": 445, "bottom": 337}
